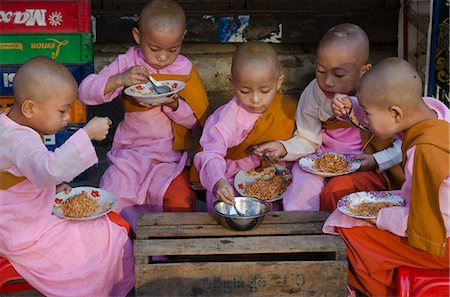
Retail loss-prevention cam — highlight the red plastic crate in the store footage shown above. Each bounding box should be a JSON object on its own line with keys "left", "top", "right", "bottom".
{"left": 396, "top": 266, "right": 450, "bottom": 297}
{"left": 0, "top": 0, "right": 90, "bottom": 33}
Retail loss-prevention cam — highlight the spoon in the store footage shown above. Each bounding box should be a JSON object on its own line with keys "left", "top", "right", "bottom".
{"left": 232, "top": 200, "right": 245, "bottom": 216}
{"left": 345, "top": 113, "right": 370, "bottom": 132}
{"left": 262, "top": 153, "right": 287, "bottom": 176}
{"left": 148, "top": 76, "right": 171, "bottom": 94}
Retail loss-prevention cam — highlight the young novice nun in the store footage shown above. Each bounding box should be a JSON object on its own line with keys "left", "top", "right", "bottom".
{"left": 193, "top": 42, "right": 296, "bottom": 211}
{"left": 78, "top": 0, "right": 209, "bottom": 229}
{"left": 0, "top": 56, "right": 134, "bottom": 297}
{"left": 254, "top": 23, "right": 404, "bottom": 211}
{"left": 324, "top": 57, "right": 450, "bottom": 297}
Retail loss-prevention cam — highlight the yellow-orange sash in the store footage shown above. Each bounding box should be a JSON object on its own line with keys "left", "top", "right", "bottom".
{"left": 402, "top": 119, "right": 449, "bottom": 257}
{"left": 190, "top": 93, "right": 297, "bottom": 184}
{"left": 121, "top": 66, "right": 210, "bottom": 151}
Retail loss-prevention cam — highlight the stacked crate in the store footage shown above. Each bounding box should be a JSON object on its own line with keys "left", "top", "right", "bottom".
{"left": 0, "top": 0, "right": 94, "bottom": 181}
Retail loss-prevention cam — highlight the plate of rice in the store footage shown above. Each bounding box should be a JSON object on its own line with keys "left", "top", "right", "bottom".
{"left": 124, "top": 80, "right": 185, "bottom": 104}
{"left": 299, "top": 152, "right": 361, "bottom": 177}
{"left": 234, "top": 166, "right": 292, "bottom": 202}
{"left": 53, "top": 187, "right": 116, "bottom": 220}
{"left": 337, "top": 191, "right": 405, "bottom": 219}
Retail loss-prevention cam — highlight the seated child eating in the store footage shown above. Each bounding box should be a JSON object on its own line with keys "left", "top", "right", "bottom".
{"left": 193, "top": 42, "right": 297, "bottom": 211}
{"left": 78, "top": 0, "right": 209, "bottom": 229}
{"left": 254, "top": 23, "right": 404, "bottom": 211}
{"left": 0, "top": 56, "right": 134, "bottom": 297}
{"left": 323, "top": 57, "right": 450, "bottom": 297}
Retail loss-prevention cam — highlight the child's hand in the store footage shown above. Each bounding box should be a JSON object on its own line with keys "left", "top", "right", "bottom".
{"left": 138, "top": 94, "right": 179, "bottom": 110}
{"left": 213, "top": 178, "right": 235, "bottom": 204}
{"left": 119, "top": 65, "right": 149, "bottom": 87}
{"left": 56, "top": 183, "right": 72, "bottom": 194}
{"left": 355, "top": 154, "right": 377, "bottom": 171}
{"left": 253, "top": 142, "right": 287, "bottom": 160}
{"left": 332, "top": 94, "right": 353, "bottom": 120}
{"left": 83, "top": 116, "right": 112, "bottom": 141}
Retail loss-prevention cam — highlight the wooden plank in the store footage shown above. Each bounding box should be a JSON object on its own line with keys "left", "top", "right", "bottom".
{"left": 136, "top": 211, "right": 330, "bottom": 226}
{"left": 134, "top": 234, "right": 345, "bottom": 256}
{"left": 136, "top": 222, "right": 325, "bottom": 238}
{"left": 135, "top": 261, "right": 347, "bottom": 296}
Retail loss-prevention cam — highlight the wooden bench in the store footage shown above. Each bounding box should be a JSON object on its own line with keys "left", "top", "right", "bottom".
{"left": 134, "top": 211, "right": 347, "bottom": 296}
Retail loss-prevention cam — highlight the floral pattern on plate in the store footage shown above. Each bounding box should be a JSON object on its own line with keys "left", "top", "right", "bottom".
{"left": 234, "top": 166, "right": 292, "bottom": 202}
{"left": 337, "top": 191, "right": 405, "bottom": 219}
{"left": 298, "top": 152, "right": 361, "bottom": 177}
{"left": 124, "top": 80, "right": 185, "bottom": 104}
{"left": 53, "top": 186, "right": 116, "bottom": 221}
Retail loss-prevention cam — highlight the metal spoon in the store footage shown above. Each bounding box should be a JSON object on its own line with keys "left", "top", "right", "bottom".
{"left": 262, "top": 153, "right": 287, "bottom": 176}
{"left": 345, "top": 113, "right": 370, "bottom": 132}
{"left": 233, "top": 200, "right": 245, "bottom": 216}
{"left": 148, "top": 76, "right": 171, "bottom": 94}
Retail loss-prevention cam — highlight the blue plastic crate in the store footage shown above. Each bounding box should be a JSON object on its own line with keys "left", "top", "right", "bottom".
{"left": 1, "top": 63, "right": 94, "bottom": 95}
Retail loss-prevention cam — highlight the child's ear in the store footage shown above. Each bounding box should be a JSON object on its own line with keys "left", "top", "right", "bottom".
{"left": 132, "top": 27, "right": 141, "bottom": 45}
{"left": 360, "top": 63, "right": 372, "bottom": 77}
{"left": 389, "top": 105, "right": 403, "bottom": 123}
{"left": 276, "top": 73, "right": 285, "bottom": 90}
{"left": 227, "top": 74, "right": 233, "bottom": 83}
{"left": 21, "top": 100, "right": 34, "bottom": 119}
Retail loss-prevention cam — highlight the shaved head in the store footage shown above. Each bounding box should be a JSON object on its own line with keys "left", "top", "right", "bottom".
{"left": 318, "top": 23, "right": 369, "bottom": 66}
{"left": 231, "top": 42, "right": 281, "bottom": 78}
{"left": 358, "top": 57, "right": 423, "bottom": 108}
{"left": 13, "top": 56, "right": 77, "bottom": 104}
{"left": 139, "top": 0, "right": 185, "bottom": 34}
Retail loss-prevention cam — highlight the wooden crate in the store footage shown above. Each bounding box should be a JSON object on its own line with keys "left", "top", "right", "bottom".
{"left": 135, "top": 211, "right": 347, "bottom": 297}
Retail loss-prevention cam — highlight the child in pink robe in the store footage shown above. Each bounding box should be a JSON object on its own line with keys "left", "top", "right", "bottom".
{"left": 194, "top": 42, "right": 296, "bottom": 212}
{"left": 0, "top": 57, "right": 133, "bottom": 297}
{"left": 78, "top": 0, "right": 209, "bottom": 229}
{"left": 323, "top": 58, "right": 450, "bottom": 296}
{"left": 254, "top": 23, "right": 403, "bottom": 211}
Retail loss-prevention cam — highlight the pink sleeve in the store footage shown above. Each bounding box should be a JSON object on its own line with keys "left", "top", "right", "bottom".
{"left": 162, "top": 99, "right": 198, "bottom": 129}
{"left": 376, "top": 149, "right": 414, "bottom": 236}
{"left": 78, "top": 50, "right": 136, "bottom": 105}
{"left": 194, "top": 116, "right": 232, "bottom": 192}
{"left": 11, "top": 129, "right": 98, "bottom": 187}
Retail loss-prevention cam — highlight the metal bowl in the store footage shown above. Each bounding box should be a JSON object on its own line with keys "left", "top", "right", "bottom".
{"left": 213, "top": 197, "right": 271, "bottom": 231}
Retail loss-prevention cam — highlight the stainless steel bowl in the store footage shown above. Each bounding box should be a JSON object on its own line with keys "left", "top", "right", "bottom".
{"left": 213, "top": 197, "right": 271, "bottom": 231}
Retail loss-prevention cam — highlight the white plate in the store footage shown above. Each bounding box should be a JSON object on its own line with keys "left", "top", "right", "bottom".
{"left": 234, "top": 166, "right": 292, "bottom": 202}
{"left": 298, "top": 152, "right": 361, "bottom": 177}
{"left": 124, "top": 80, "right": 186, "bottom": 104}
{"left": 53, "top": 187, "right": 116, "bottom": 220}
{"left": 337, "top": 191, "right": 405, "bottom": 219}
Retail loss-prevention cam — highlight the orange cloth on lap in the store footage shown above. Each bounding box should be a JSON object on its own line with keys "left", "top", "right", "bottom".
{"left": 338, "top": 226, "right": 449, "bottom": 297}
{"left": 163, "top": 169, "right": 196, "bottom": 212}
{"left": 320, "top": 170, "right": 388, "bottom": 211}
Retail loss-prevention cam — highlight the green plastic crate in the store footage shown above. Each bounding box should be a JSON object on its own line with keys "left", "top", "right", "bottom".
{"left": 0, "top": 33, "right": 93, "bottom": 64}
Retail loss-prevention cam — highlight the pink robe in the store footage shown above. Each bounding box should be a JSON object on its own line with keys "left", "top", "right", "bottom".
{"left": 323, "top": 97, "right": 450, "bottom": 236}
{"left": 281, "top": 80, "right": 363, "bottom": 211}
{"left": 78, "top": 47, "right": 198, "bottom": 228}
{"left": 0, "top": 113, "right": 133, "bottom": 297}
{"left": 194, "top": 97, "right": 290, "bottom": 212}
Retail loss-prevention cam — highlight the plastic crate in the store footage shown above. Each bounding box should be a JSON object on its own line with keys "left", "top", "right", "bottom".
{"left": 1, "top": 63, "right": 94, "bottom": 95}
{"left": 0, "top": 0, "right": 91, "bottom": 33}
{"left": 0, "top": 33, "right": 93, "bottom": 64}
{"left": 0, "top": 95, "right": 87, "bottom": 124}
